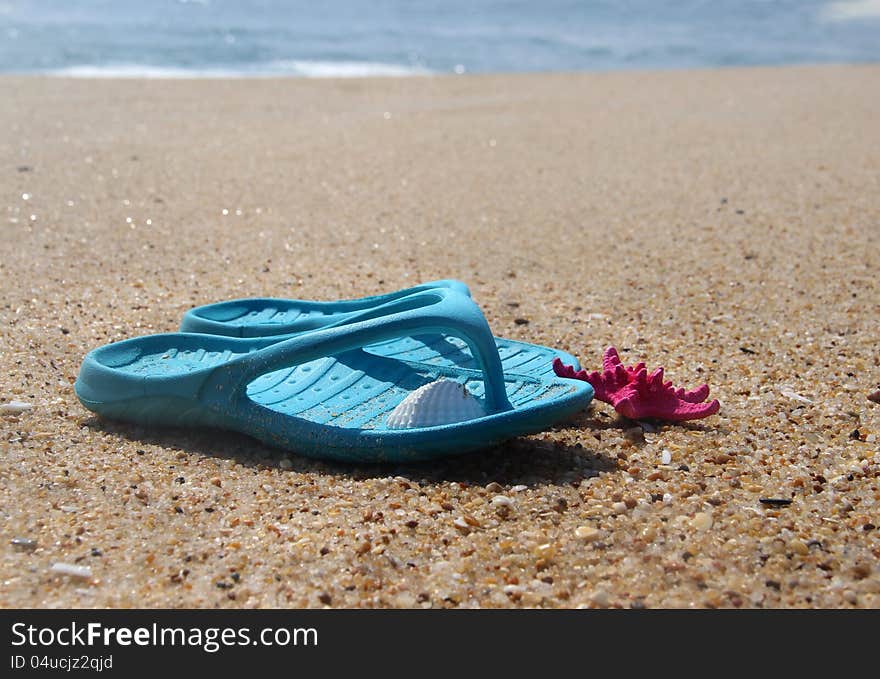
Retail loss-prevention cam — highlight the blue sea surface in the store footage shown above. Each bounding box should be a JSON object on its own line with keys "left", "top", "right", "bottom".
{"left": 1, "top": 0, "right": 879, "bottom": 77}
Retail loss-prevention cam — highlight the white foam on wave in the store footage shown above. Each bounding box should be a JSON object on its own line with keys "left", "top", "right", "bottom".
{"left": 48, "top": 64, "right": 239, "bottom": 79}
{"left": 272, "top": 60, "right": 431, "bottom": 77}
{"left": 47, "top": 60, "right": 432, "bottom": 79}
{"left": 820, "top": 0, "right": 880, "bottom": 22}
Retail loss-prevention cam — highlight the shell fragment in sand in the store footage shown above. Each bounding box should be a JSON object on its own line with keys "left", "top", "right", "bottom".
{"left": 1, "top": 400, "right": 33, "bottom": 416}
{"left": 50, "top": 562, "right": 93, "bottom": 579}
{"left": 779, "top": 387, "right": 813, "bottom": 404}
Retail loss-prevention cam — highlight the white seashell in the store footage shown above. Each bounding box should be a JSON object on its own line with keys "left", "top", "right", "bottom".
{"left": 1, "top": 400, "right": 33, "bottom": 416}
{"left": 779, "top": 387, "right": 813, "bottom": 404}
{"left": 386, "top": 378, "right": 485, "bottom": 429}
{"left": 50, "top": 562, "right": 93, "bottom": 579}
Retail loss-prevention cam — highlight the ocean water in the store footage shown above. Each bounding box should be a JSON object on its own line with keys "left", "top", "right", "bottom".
{"left": 1, "top": 0, "right": 879, "bottom": 77}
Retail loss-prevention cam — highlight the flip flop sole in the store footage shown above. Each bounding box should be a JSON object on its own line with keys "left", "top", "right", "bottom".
{"left": 77, "top": 343, "right": 590, "bottom": 462}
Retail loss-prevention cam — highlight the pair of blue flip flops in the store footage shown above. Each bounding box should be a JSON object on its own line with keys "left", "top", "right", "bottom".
{"left": 75, "top": 280, "right": 593, "bottom": 462}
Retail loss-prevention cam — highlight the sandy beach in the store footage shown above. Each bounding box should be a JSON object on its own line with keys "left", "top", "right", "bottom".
{"left": 1, "top": 65, "right": 878, "bottom": 608}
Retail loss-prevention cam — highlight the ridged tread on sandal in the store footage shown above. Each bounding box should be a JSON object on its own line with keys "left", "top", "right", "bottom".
{"left": 75, "top": 289, "right": 593, "bottom": 462}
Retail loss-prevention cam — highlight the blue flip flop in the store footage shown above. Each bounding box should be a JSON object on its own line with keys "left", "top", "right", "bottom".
{"left": 75, "top": 289, "right": 593, "bottom": 463}
{"left": 180, "top": 279, "right": 581, "bottom": 380}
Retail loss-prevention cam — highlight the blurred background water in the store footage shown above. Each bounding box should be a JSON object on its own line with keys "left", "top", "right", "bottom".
{"left": 1, "top": 0, "right": 879, "bottom": 77}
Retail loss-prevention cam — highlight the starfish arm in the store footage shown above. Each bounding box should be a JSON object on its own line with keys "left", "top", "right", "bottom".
{"left": 552, "top": 358, "right": 594, "bottom": 383}
{"left": 665, "top": 398, "right": 720, "bottom": 421}
{"left": 675, "top": 384, "right": 711, "bottom": 403}
{"left": 552, "top": 357, "right": 574, "bottom": 378}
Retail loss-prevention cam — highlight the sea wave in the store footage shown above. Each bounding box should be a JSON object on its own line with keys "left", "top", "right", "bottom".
{"left": 820, "top": 0, "right": 880, "bottom": 22}
{"left": 46, "top": 60, "right": 433, "bottom": 79}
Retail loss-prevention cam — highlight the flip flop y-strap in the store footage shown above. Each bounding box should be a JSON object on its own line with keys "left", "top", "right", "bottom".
{"left": 200, "top": 288, "right": 515, "bottom": 415}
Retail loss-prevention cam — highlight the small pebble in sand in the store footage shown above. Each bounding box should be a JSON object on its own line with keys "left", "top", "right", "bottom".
{"left": 661, "top": 449, "right": 672, "bottom": 465}
{"left": 491, "top": 495, "right": 514, "bottom": 508}
{"left": 533, "top": 543, "right": 556, "bottom": 559}
{"left": 1, "top": 400, "right": 33, "bottom": 416}
{"left": 492, "top": 495, "right": 514, "bottom": 517}
{"left": 867, "top": 390, "right": 880, "bottom": 404}
{"left": 692, "top": 512, "right": 713, "bottom": 531}
{"left": 759, "top": 498, "right": 792, "bottom": 507}
{"left": 789, "top": 539, "right": 810, "bottom": 556}
{"left": 11, "top": 537, "right": 38, "bottom": 551}
{"left": 590, "top": 589, "right": 611, "bottom": 607}
{"left": 575, "top": 526, "right": 601, "bottom": 542}
{"left": 50, "top": 562, "right": 93, "bottom": 579}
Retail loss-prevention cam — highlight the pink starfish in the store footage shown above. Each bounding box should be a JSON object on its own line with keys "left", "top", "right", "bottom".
{"left": 553, "top": 346, "right": 720, "bottom": 421}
